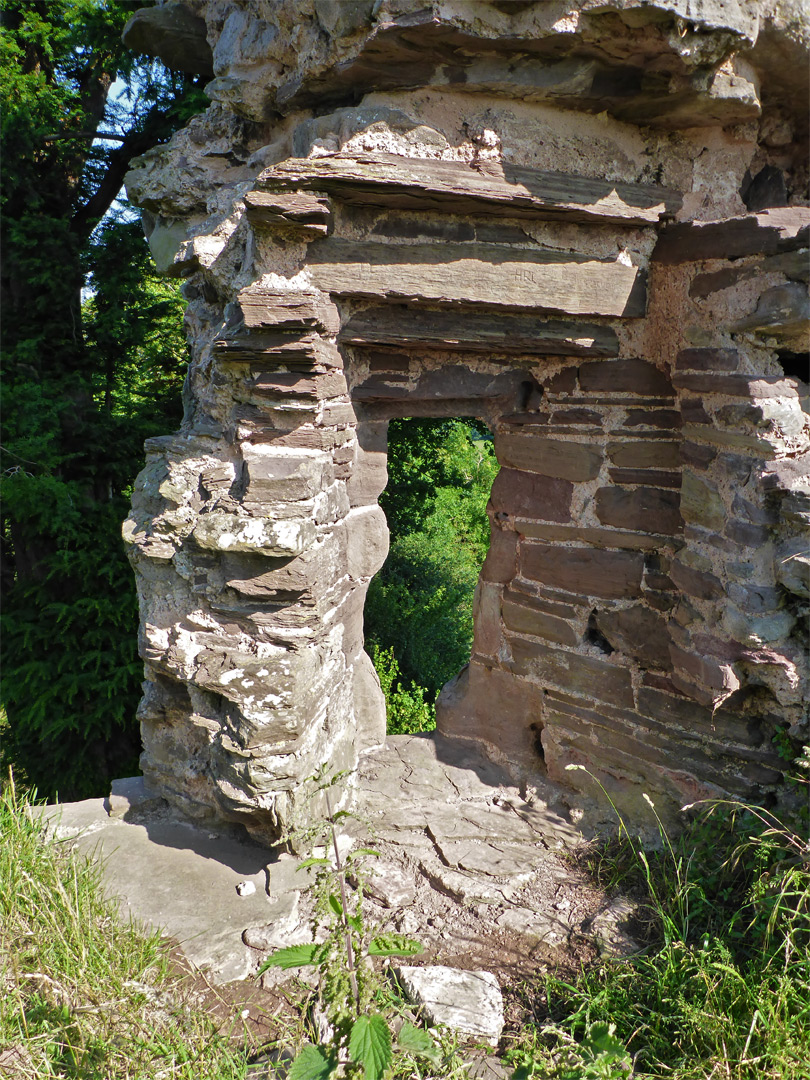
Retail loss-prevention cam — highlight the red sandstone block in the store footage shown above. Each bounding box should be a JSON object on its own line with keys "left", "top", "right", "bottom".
{"left": 551, "top": 407, "right": 602, "bottom": 425}
{"left": 502, "top": 594, "right": 579, "bottom": 646}
{"left": 636, "top": 683, "right": 761, "bottom": 746}
{"left": 544, "top": 367, "right": 578, "bottom": 394}
{"left": 680, "top": 399, "right": 712, "bottom": 425}
{"left": 481, "top": 528, "right": 517, "bottom": 584}
{"left": 489, "top": 467, "right": 573, "bottom": 523}
{"left": 595, "top": 486, "right": 682, "bottom": 535}
{"left": 495, "top": 432, "right": 602, "bottom": 482}
{"left": 521, "top": 543, "right": 644, "bottom": 599}
{"left": 608, "top": 440, "right": 680, "bottom": 468}
{"left": 507, "top": 635, "right": 635, "bottom": 709}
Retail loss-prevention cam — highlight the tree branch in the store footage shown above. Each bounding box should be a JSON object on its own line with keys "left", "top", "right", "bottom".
{"left": 70, "top": 85, "right": 194, "bottom": 241}
{"left": 44, "top": 132, "right": 128, "bottom": 142}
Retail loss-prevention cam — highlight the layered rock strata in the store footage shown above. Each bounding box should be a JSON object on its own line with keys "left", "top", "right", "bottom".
{"left": 122, "top": 0, "right": 809, "bottom": 842}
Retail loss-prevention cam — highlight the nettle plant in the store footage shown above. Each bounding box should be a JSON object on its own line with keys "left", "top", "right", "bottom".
{"left": 257, "top": 773, "right": 441, "bottom": 1080}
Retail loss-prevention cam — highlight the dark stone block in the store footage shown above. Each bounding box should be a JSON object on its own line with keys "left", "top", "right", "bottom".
{"left": 544, "top": 367, "right": 577, "bottom": 394}
{"left": 608, "top": 441, "right": 680, "bottom": 468}
{"left": 489, "top": 467, "right": 573, "bottom": 523}
{"left": 670, "top": 644, "right": 739, "bottom": 691}
{"left": 521, "top": 544, "right": 644, "bottom": 599}
{"left": 623, "top": 409, "right": 680, "bottom": 428}
{"left": 675, "top": 348, "right": 740, "bottom": 372}
{"left": 725, "top": 518, "right": 771, "bottom": 546}
{"left": 496, "top": 432, "right": 602, "bottom": 481}
{"left": 680, "top": 441, "right": 717, "bottom": 469}
{"left": 551, "top": 408, "right": 602, "bottom": 425}
{"left": 743, "top": 165, "right": 788, "bottom": 213}
{"left": 673, "top": 372, "right": 800, "bottom": 398}
{"left": 731, "top": 493, "right": 778, "bottom": 525}
{"left": 727, "top": 582, "right": 784, "bottom": 612}
{"left": 593, "top": 605, "right": 671, "bottom": 669}
{"left": 636, "top": 684, "right": 760, "bottom": 746}
{"left": 608, "top": 468, "right": 681, "bottom": 488}
{"left": 595, "top": 486, "right": 682, "bottom": 535}
{"left": 680, "top": 399, "right": 712, "bottom": 425}
{"left": 579, "top": 358, "right": 673, "bottom": 396}
{"left": 669, "top": 560, "right": 725, "bottom": 600}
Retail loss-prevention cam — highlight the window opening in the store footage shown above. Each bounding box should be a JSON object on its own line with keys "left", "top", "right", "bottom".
{"left": 363, "top": 416, "right": 499, "bottom": 735}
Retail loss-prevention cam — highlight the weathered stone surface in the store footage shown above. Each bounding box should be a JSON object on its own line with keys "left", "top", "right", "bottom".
{"left": 395, "top": 966, "right": 504, "bottom": 1045}
{"left": 508, "top": 637, "right": 635, "bottom": 709}
{"left": 595, "top": 486, "right": 682, "bottom": 535}
{"left": 120, "top": 0, "right": 809, "bottom": 845}
{"left": 122, "top": 4, "right": 213, "bottom": 75}
{"left": 653, "top": 208, "right": 810, "bottom": 264}
{"left": 359, "top": 860, "right": 416, "bottom": 909}
{"left": 489, "top": 468, "right": 573, "bottom": 524}
{"left": 593, "top": 607, "right": 671, "bottom": 669}
{"left": 608, "top": 441, "right": 681, "bottom": 469}
{"left": 192, "top": 513, "right": 315, "bottom": 556}
{"left": 521, "top": 544, "right": 645, "bottom": 599}
{"left": 495, "top": 434, "right": 602, "bottom": 482}
{"left": 263, "top": 152, "right": 678, "bottom": 227}
{"left": 680, "top": 470, "right": 726, "bottom": 531}
{"left": 40, "top": 797, "right": 292, "bottom": 983}
{"left": 480, "top": 528, "right": 517, "bottom": 584}
{"left": 503, "top": 591, "right": 579, "bottom": 647}
{"left": 579, "top": 359, "right": 673, "bottom": 396}
{"left": 308, "top": 239, "right": 647, "bottom": 318}
{"left": 243, "top": 191, "right": 332, "bottom": 238}
{"left": 341, "top": 307, "right": 619, "bottom": 357}
{"left": 676, "top": 348, "right": 740, "bottom": 371}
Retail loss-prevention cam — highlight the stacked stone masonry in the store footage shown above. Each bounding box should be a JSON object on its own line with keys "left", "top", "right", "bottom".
{"left": 122, "top": 0, "right": 809, "bottom": 842}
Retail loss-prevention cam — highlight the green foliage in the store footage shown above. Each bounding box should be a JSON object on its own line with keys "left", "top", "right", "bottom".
{"left": 370, "top": 645, "right": 436, "bottom": 735}
{"left": 1, "top": 1, "right": 202, "bottom": 798}
{"left": 506, "top": 773, "right": 810, "bottom": 1080}
{"left": 365, "top": 418, "right": 498, "bottom": 725}
{"left": 255, "top": 772, "right": 445, "bottom": 1079}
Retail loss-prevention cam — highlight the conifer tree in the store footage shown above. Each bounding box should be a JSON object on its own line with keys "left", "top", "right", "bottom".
{"left": 1, "top": 0, "right": 205, "bottom": 796}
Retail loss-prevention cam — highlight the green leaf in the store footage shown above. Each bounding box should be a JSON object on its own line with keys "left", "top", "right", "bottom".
{"left": 397, "top": 1021, "right": 440, "bottom": 1063}
{"left": 328, "top": 893, "right": 343, "bottom": 918}
{"left": 368, "top": 933, "right": 423, "bottom": 957}
{"left": 348, "top": 1014, "right": 392, "bottom": 1080}
{"left": 255, "top": 943, "right": 321, "bottom": 975}
{"left": 297, "top": 857, "right": 331, "bottom": 871}
{"left": 345, "top": 848, "right": 382, "bottom": 862}
{"left": 288, "top": 1044, "right": 336, "bottom": 1080}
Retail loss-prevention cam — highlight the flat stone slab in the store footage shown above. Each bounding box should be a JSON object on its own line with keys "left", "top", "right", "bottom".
{"left": 395, "top": 965, "right": 505, "bottom": 1045}
{"left": 36, "top": 735, "right": 610, "bottom": 990}
{"left": 39, "top": 795, "right": 300, "bottom": 983}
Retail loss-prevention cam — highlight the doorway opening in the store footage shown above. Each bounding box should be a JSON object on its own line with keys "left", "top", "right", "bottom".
{"left": 363, "top": 416, "right": 499, "bottom": 735}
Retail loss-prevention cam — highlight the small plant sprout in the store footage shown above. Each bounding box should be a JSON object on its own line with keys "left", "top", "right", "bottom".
{"left": 255, "top": 770, "right": 441, "bottom": 1079}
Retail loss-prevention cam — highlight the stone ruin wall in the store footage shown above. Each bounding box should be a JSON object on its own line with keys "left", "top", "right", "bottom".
{"left": 121, "top": 0, "right": 809, "bottom": 844}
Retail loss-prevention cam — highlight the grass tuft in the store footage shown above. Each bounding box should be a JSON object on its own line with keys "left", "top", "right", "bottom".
{"left": 505, "top": 779, "right": 810, "bottom": 1080}
{"left": 0, "top": 770, "right": 251, "bottom": 1079}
